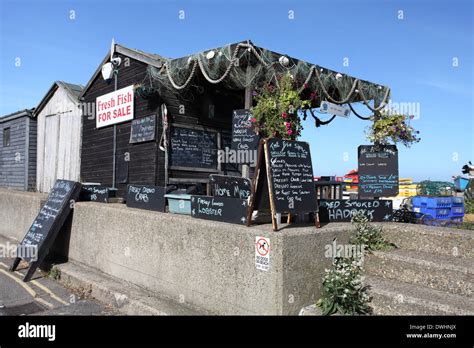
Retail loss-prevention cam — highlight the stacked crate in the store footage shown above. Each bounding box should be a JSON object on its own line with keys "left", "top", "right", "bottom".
{"left": 411, "top": 196, "right": 464, "bottom": 225}
{"left": 398, "top": 178, "right": 418, "bottom": 197}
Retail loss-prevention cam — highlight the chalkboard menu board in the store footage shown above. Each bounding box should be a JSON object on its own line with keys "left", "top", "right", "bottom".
{"left": 11, "top": 180, "right": 82, "bottom": 281}
{"left": 191, "top": 196, "right": 248, "bottom": 224}
{"left": 126, "top": 184, "right": 166, "bottom": 212}
{"left": 80, "top": 185, "right": 109, "bottom": 203}
{"left": 209, "top": 174, "right": 252, "bottom": 199}
{"left": 358, "top": 145, "right": 399, "bottom": 197}
{"left": 266, "top": 138, "right": 318, "bottom": 213}
{"left": 318, "top": 199, "right": 393, "bottom": 222}
{"left": 170, "top": 126, "right": 218, "bottom": 169}
{"left": 130, "top": 115, "right": 156, "bottom": 143}
{"left": 231, "top": 109, "right": 260, "bottom": 161}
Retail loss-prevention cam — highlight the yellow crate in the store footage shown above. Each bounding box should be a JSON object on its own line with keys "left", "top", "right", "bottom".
{"left": 399, "top": 178, "right": 413, "bottom": 183}
{"left": 399, "top": 184, "right": 417, "bottom": 190}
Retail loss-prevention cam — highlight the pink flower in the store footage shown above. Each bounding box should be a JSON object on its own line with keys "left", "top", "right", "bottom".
{"left": 304, "top": 83, "right": 308, "bottom": 89}
{"left": 287, "top": 129, "right": 293, "bottom": 135}
{"left": 310, "top": 92, "right": 317, "bottom": 100}
{"left": 250, "top": 117, "right": 257, "bottom": 123}
{"left": 282, "top": 112, "right": 288, "bottom": 118}
{"left": 284, "top": 122, "right": 291, "bottom": 128}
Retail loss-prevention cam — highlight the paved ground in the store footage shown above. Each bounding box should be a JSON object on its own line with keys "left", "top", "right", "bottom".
{"left": 0, "top": 256, "right": 116, "bottom": 316}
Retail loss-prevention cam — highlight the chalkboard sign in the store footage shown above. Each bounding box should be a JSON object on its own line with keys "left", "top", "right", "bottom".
{"left": 130, "top": 114, "right": 156, "bottom": 143}
{"left": 266, "top": 138, "right": 318, "bottom": 213}
{"left": 318, "top": 199, "right": 393, "bottom": 222}
{"left": 10, "top": 180, "right": 82, "bottom": 282}
{"left": 80, "top": 185, "right": 109, "bottom": 203}
{"left": 358, "top": 145, "right": 399, "bottom": 197}
{"left": 170, "top": 126, "right": 218, "bottom": 169}
{"left": 191, "top": 196, "right": 248, "bottom": 224}
{"left": 231, "top": 109, "right": 260, "bottom": 162}
{"left": 126, "top": 184, "right": 166, "bottom": 212}
{"left": 209, "top": 174, "right": 252, "bottom": 199}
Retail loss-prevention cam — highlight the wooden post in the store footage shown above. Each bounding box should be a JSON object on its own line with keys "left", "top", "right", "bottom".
{"left": 242, "top": 59, "right": 253, "bottom": 179}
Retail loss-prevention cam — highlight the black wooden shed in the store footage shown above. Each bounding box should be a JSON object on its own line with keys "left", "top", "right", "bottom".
{"left": 79, "top": 41, "right": 389, "bottom": 198}
{"left": 0, "top": 109, "right": 37, "bottom": 191}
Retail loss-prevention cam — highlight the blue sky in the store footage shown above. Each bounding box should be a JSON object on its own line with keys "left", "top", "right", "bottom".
{"left": 0, "top": 0, "right": 472, "bottom": 181}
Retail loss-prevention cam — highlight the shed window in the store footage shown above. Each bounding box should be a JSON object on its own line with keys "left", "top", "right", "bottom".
{"left": 3, "top": 128, "right": 10, "bottom": 147}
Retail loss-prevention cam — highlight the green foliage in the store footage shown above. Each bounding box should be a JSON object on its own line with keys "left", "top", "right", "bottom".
{"left": 316, "top": 255, "right": 372, "bottom": 315}
{"left": 47, "top": 266, "right": 61, "bottom": 280}
{"left": 417, "top": 180, "right": 455, "bottom": 196}
{"left": 462, "top": 197, "right": 474, "bottom": 214}
{"left": 457, "top": 222, "right": 474, "bottom": 230}
{"left": 316, "top": 210, "right": 399, "bottom": 315}
{"left": 366, "top": 111, "right": 420, "bottom": 147}
{"left": 350, "top": 210, "right": 397, "bottom": 251}
{"left": 252, "top": 73, "right": 310, "bottom": 140}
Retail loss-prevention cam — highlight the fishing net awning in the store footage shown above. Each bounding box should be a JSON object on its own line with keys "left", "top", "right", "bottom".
{"left": 143, "top": 40, "right": 390, "bottom": 113}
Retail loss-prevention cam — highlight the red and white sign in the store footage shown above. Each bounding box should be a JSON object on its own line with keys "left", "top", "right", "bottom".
{"left": 255, "top": 236, "right": 270, "bottom": 271}
{"left": 96, "top": 85, "right": 134, "bottom": 128}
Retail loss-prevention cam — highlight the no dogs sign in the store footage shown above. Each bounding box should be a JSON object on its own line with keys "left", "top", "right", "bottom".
{"left": 255, "top": 236, "right": 270, "bottom": 271}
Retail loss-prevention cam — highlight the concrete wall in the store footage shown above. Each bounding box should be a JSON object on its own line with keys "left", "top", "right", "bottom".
{"left": 66, "top": 202, "right": 355, "bottom": 315}
{"left": 0, "top": 188, "right": 46, "bottom": 241}
{"left": 4, "top": 189, "right": 445, "bottom": 315}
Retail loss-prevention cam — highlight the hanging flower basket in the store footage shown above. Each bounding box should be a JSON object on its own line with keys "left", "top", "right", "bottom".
{"left": 366, "top": 111, "right": 421, "bottom": 147}
{"left": 135, "top": 85, "right": 159, "bottom": 99}
{"left": 251, "top": 73, "right": 311, "bottom": 140}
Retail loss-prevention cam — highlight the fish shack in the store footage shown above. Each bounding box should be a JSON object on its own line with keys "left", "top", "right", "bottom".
{"left": 79, "top": 40, "right": 390, "bottom": 198}
{"left": 0, "top": 109, "right": 37, "bottom": 191}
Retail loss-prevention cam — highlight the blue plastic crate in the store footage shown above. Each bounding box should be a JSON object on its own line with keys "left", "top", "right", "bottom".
{"left": 411, "top": 196, "right": 452, "bottom": 208}
{"left": 412, "top": 206, "right": 451, "bottom": 219}
{"left": 450, "top": 206, "right": 464, "bottom": 217}
{"left": 451, "top": 196, "right": 464, "bottom": 206}
{"left": 165, "top": 194, "right": 192, "bottom": 215}
{"left": 450, "top": 216, "right": 463, "bottom": 224}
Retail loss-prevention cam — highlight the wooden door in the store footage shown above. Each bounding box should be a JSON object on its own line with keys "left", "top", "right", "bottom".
{"left": 42, "top": 114, "right": 59, "bottom": 192}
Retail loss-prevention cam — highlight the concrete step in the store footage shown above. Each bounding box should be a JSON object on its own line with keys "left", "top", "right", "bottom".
{"left": 56, "top": 261, "right": 212, "bottom": 315}
{"left": 365, "top": 249, "right": 473, "bottom": 297}
{"left": 365, "top": 275, "right": 474, "bottom": 315}
{"left": 382, "top": 224, "right": 473, "bottom": 259}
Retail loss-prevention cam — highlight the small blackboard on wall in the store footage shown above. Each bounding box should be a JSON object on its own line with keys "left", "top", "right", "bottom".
{"left": 126, "top": 184, "right": 166, "bottom": 212}
{"left": 130, "top": 114, "right": 156, "bottom": 143}
{"left": 318, "top": 199, "right": 393, "bottom": 222}
{"left": 10, "top": 180, "right": 82, "bottom": 282}
{"left": 191, "top": 195, "right": 248, "bottom": 224}
{"left": 80, "top": 185, "right": 109, "bottom": 203}
{"left": 231, "top": 109, "right": 260, "bottom": 162}
{"left": 170, "top": 126, "right": 218, "bottom": 169}
{"left": 358, "top": 145, "right": 398, "bottom": 198}
{"left": 209, "top": 174, "right": 252, "bottom": 199}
